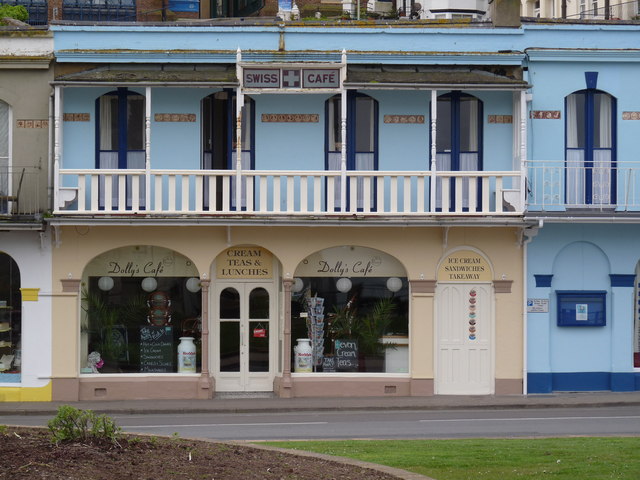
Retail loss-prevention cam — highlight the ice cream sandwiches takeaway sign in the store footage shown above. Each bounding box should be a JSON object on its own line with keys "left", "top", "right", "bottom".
{"left": 437, "top": 250, "right": 491, "bottom": 282}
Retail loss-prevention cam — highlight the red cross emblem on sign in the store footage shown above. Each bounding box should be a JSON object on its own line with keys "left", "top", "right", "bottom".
{"left": 282, "top": 69, "right": 301, "bottom": 88}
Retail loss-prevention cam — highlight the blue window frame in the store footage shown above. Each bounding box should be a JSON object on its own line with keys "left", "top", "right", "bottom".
{"left": 95, "top": 88, "right": 145, "bottom": 170}
{"left": 95, "top": 88, "right": 145, "bottom": 209}
{"left": 556, "top": 290, "right": 607, "bottom": 327}
{"left": 325, "top": 92, "right": 378, "bottom": 211}
{"left": 434, "top": 91, "right": 483, "bottom": 211}
{"left": 565, "top": 89, "right": 616, "bottom": 206}
{"left": 201, "top": 91, "right": 254, "bottom": 211}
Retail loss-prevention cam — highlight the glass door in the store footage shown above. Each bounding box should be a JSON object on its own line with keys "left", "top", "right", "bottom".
{"left": 215, "top": 282, "right": 273, "bottom": 392}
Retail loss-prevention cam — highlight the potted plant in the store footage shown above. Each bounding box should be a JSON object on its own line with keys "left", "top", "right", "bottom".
{"left": 81, "top": 289, "right": 146, "bottom": 372}
{"left": 353, "top": 297, "right": 397, "bottom": 372}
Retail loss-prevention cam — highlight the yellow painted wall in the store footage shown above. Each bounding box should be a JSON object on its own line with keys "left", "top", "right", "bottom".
{"left": 0, "top": 383, "right": 51, "bottom": 402}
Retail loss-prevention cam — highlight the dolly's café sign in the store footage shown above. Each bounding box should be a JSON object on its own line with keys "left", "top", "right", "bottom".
{"left": 438, "top": 250, "right": 491, "bottom": 282}
{"left": 217, "top": 247, "right": 273, "bottom": 279}
{"left": 243, "top": 68, "right": 341, "bottom": 89}
{"left": 295, "top": 246, "right": 405, "bottom": 277}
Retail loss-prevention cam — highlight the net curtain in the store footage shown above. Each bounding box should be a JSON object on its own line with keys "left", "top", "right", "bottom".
{"left": 566, "top": 91, "right": 613, "bottom": 205}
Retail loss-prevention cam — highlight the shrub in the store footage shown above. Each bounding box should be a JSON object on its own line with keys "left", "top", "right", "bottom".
{"left": 300, "top": 4, "right": 344, "bottom": 18}
{"left": 0, "top": 4, "right": 29, "bottom": 24}
{"left": 48, "top": 405, "right": 121, "bottom": 446}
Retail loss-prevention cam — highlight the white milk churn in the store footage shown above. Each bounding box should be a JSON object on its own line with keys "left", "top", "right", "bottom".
{"left": 177, "top": 337, "right": 197, "bottom": 373}
{"left": 294, "top": 338, "right": 313, "bottom": 372}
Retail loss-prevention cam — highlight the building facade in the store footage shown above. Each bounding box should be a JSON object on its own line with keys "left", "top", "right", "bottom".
{"left": 2, "top": 15, "right": 640, "bottom": 402}
{"left": 0, "top": 29, "right": 53, "bottom": 401}
{"left": 47, "top": 21, "right": 532, "bottom": 401}
{"left": 525, "top": 46, "right": 640, "bottom": 392}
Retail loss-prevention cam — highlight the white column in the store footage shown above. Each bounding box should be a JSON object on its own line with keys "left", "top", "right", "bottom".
{"left": 236, "top": 48, "right": 244, "bottom": 211}
{"left": 339, "top": 50, "right": 348, "bottom": 212}
{"left": 340, "top": 88, "right": 347, "bottom": 213}
{"left": 145, "top": 86, "right": 151, "bottom": 210}
{"left": 430, "top": 89, "right": 437, "bottom": 212}
{"left": 53, "top": 86, "right": 62, "bottom": 212}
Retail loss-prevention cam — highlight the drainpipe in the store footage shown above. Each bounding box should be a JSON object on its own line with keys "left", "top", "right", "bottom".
{"left": 523, "top": 235, "right": 528, "bottom": 395}
{"left": 522, "top": 219, "right": 543, "bottom": 395}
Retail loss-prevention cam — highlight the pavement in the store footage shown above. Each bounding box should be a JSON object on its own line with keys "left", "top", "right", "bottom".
{"left": 2, "top": 390, "right": 640, "bottom": 416}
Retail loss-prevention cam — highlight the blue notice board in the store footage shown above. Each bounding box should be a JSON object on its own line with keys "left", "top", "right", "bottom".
{"left": 556, "top": 291, "right": 606, "bottom": 327}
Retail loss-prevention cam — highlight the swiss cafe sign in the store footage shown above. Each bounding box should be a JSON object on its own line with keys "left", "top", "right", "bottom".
{"left": 243, "top": 67, "right": 341, "bottom": 90}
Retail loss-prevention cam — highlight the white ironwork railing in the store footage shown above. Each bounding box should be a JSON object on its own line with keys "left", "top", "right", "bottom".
{"left": 55, "top": 168, "right": 522, "bottom": 216}
{"left": 0, "top": 166, "right": 41, "bottom": 216}
{"left": 527, "top": 160, "right": 640, "bottom": 211}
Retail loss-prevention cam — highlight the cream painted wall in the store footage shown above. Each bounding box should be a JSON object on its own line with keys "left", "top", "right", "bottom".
{"left": 411, "top": 294, "right": 434, "bottom": 378}
{"left": 51, "top": 225, "right": 523, "bottom": 382}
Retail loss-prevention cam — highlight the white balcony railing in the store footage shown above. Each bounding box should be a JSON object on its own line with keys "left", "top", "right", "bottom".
{"left": 527, "top": 160, "right": 640, "bottom": 211}
{"left": 55, "top": 168, "right": 523, "bottom": 217}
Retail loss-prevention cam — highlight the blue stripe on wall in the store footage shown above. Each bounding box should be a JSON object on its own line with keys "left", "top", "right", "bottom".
{"left": 534, "top": 274, "right": 553, "bottom": 288}
{"left": 527, "top": 372, "right": 640, "bottom": 393}
{"left": 609, "top": 274, "right": 635, "bottom": 287}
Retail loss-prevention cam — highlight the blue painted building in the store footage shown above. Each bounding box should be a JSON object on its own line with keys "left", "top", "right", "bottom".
{"left": 525, "top": 45, "right": 640, "bottom": 392}
{"left": 12, "top": 14, "right": 638, "bottom": 401}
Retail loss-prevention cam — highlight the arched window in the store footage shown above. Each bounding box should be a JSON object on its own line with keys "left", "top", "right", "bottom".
{"left": 565, "top": 89, "right": 616, "bottom": 206}
{"left": 326, "top": 93, "right": 378, "bottom": 210}
{"left": 291, "top": 246, "right": 408, "bottom": 374}
{"left": 80, "top": 246, "right": 201, "bottom": 374}
{"left": 0, "top": 252, "right": 21, "bottom": 382}
{"left": 96, "top": 89, "right": 145, "bottom": 209}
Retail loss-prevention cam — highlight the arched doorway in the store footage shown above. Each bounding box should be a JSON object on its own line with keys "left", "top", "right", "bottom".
{"left": 212, "top": 246, "right": 278, "bottom": 392}
{"left": 435, "top": 248, "right": 494, "bottom": 394}
{"left": 0, "top": 252, "right": 21, "bottom": 382}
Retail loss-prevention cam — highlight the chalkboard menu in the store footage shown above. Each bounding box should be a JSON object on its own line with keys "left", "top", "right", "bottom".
{"left": 335, "top": 339, "right": 358, "bottom": 372}
{"left": 140, "top": 326, "right": 173, "bottom": 373}
{"left": 322, "top": 355, "right": 336, "bottom": 373}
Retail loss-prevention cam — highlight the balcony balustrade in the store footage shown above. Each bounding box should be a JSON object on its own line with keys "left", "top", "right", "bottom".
{"left": 55, "top": 168, "right": 523, "bottom": 217}
{"left": 527, "top": 160, "right": 640, "bottom": 212}
{"left": 0, "top": 167, "right": 42, "bottom": 217}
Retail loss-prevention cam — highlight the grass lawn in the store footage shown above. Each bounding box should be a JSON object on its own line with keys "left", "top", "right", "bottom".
{"left": 263, "top": 437, "right": 640, "bottom": 480}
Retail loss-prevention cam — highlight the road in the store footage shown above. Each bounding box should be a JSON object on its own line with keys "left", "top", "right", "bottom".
{"left": 1, "top": 406, "right": 639, "bottom": 441}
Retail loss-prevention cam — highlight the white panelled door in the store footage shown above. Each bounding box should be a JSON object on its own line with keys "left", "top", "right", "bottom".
{"left": 436, "top": 283, "right": 493, "bottom": 395}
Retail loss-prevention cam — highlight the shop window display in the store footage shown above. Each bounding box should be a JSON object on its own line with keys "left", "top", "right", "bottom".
{"left": 0, "top": 253, "right": 21, "bottom": 383}
{"left": 291, "top": 276, "right": 408, "bottom": 374}
{"left": 81, "top": 246, "right": 201, "bottom": 374}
